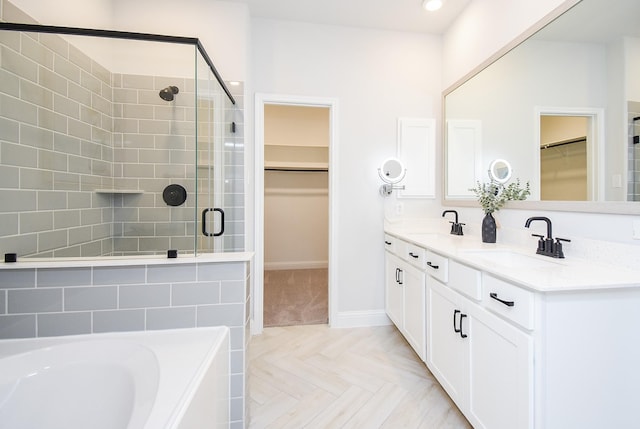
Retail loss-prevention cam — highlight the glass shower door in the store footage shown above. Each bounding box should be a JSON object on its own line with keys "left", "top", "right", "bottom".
{"left": 196, "top": 56, "right": 226, "bottom": 254}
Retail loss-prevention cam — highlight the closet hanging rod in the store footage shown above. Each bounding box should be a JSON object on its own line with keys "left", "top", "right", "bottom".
{"left": 540, "top": 137, "right": 586, "bottom": 150}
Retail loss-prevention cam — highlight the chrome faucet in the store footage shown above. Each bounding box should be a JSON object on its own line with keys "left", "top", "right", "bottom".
{"left": 442, "top": 210, "right": 464, "bottom": 236}
{"left": 524, "top": 216, "right": 570, "bottom": 258}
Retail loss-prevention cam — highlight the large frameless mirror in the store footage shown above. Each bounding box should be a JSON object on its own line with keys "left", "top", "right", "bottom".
{"left": 443, "top": 0, "right": 640, "bottom": 214}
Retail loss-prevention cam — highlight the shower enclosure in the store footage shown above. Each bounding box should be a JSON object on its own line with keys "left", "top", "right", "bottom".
{"left": 0, "top": 22, "right": 244, "bottom": 258}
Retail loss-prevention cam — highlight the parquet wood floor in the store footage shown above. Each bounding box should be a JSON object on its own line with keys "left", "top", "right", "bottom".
{"left": 248, "top": 324, "right": 472, "bottom": 429}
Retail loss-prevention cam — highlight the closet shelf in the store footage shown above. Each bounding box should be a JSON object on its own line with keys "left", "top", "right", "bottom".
{"left": 264, "top": 161, "right": 328, "bottom": 171}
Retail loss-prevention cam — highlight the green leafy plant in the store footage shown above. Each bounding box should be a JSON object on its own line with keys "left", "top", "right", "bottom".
{"left": 470, "top": 179, "right": 530, "bottom": 214}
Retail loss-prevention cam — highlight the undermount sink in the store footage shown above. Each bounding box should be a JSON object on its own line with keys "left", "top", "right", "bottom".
{"left": 460, "top": 249, "right": 561, "bottom": 269}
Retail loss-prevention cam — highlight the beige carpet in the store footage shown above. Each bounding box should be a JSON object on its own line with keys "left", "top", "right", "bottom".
{"left": 263, "top": 268, "right": 328, "bottom": 327}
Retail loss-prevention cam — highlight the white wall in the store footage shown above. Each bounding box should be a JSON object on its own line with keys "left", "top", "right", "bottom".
{"left": 626, "top": 37, "right": 640, "bottom": 101}
{"left": 264, "top": 172, "right": 329, "bottom": 270}
{"left": 9, "top": 0, "right": 249, "bottom": 81}
{"left": 8, "top": 0, "right": 112, "bottom": 29}
{"left": 442, "top": 0, "right": 568, "bottom": 88}
{"left": 251, "top": 19, "right": 442, "bottom": 316}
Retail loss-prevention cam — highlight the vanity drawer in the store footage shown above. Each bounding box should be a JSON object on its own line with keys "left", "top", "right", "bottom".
{"left": 483, "top": 274, "right": 534, "bottom": 330}
{"left": 425, "top": 251, "right": 448, "bottom": 283}
{"left": 384, "top": 234, "right": 396, "bottom": 254}
{"left": 448, "top": 260, "right": 481, "bottom": 301}
{"left": 404, "top": 242, "right": 426, "bottom": 269}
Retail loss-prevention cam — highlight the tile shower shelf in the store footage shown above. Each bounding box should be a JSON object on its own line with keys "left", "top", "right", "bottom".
{"left": 94, "top": 189, "right": 144, "bottom": 194}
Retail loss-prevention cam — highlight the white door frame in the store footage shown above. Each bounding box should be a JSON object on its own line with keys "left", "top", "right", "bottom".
{"left": 253, "top": 93, "right": 339, "bottom": 335}
{"left": 534, "top": 107, "right": 605, "bottom": 201}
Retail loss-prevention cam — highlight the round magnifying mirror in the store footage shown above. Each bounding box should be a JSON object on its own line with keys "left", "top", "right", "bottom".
{"left": 488, "top": 159, "right": 512, "bottom": 184}
{"left": 378, "top": 157, "right": 406, "bottom": 184}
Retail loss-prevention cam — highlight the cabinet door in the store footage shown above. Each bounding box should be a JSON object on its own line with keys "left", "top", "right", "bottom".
{"left": 467, "top": 304, "right": 533, "bottom": 429}
{"left": 397, "top": 117, "right": 435, "bottom": 198}
{"left": 403, "top": 264, "right": 426, "bottom": 361}
{"left": 385, "top": 252, "right": 404, "bottom": 329}
{"left": 426, "top": 278, "right": 468, "bottom": 406}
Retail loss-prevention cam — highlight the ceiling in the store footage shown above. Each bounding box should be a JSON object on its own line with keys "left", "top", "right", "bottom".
{"left": 224, "top": 0, "right": 471, "bottom": 34}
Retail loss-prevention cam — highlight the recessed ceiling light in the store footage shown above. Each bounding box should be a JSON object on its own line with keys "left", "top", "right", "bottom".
{"left": 423, "top": 0, "right": 443, "bottom": 11}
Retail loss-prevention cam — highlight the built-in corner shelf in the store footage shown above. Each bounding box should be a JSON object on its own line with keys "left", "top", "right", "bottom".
{"left": 95, "top": 189, "right": 144, "bottom": 194}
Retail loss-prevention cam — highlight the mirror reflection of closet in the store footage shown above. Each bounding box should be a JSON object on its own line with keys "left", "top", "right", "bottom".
{"left": 263, "top": 104, "right": 329, "bottom": 327}
{"left": 540, "top": 115, "right": 589, "bottom": 201}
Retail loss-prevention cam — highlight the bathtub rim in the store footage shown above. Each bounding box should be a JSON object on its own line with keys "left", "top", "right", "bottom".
{"left": 0, "top": 327, "right": 231, "bottom": 429}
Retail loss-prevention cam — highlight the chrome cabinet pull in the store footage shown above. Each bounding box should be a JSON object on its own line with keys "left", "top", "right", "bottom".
{"left": 490, "top": 292, "right": 515, "bottom": 307}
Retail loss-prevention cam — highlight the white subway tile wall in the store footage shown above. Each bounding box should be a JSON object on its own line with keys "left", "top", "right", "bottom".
{"left": 0, "top": 259, "right": 251, "bottom": 428}
{"left": 0, "top": 0, "right": 245, "bottom": 258}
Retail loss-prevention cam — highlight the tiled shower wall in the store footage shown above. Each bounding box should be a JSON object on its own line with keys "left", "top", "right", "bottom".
{"left": 0, "top": 0, "right": 244, "bottom": 258}
{"left": 110, "top": 72, "right": 199, "bottom": 255}
{"left": 628, "top": 100, "right": 640, "bottom": 201}
{"left": 0, "top": 259, "right": 251, "bottom": 428}
{"left": 0, "top": 4, "right": 115, "bottom": 257}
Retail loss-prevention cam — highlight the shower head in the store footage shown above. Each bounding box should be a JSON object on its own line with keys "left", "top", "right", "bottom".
{"left": 159, "top": 86, "right": 179, "bottom": 102}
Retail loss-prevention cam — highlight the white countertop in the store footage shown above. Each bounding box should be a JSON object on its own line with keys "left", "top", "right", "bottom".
{"left": 385, "top": 227, "right": 640, "bottom": 293}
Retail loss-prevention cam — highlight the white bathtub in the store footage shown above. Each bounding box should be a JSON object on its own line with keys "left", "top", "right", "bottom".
{"left": 0, "top": 327, "right": 229, "bottom": 429}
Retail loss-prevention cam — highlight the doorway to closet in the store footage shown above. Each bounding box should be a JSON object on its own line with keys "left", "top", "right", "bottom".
{"left": 262, "top": 104, "right": 329, "bottom": 327}
{"left": 253, "top": 94, "right": 338, "bottom": 334}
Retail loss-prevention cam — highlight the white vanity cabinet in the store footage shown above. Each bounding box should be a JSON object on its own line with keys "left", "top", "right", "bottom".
{"left": 384, "top": 234, "right": 427, "bottom": 361}
{"left": 384, "top": 251, "right": 404, "bottom": 328}
{"left": 426, "top": 278, "right": 469, "bottom": 407}
{"left": 466, "top": 292, "right": 533, "bottom": 429}
{"left": 386, "top": 228, "right": 640, "bottom": 428}
{"left": 426, "top": 261, "right": 533, "bottom": 429}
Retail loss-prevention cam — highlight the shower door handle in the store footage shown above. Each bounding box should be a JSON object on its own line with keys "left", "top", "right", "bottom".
{"left": 202, "top": 208, "right": 225, "bottom": 237}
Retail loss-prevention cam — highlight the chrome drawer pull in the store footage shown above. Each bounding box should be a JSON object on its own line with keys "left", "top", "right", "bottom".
{"left": 490, "top": 292, "right": 515, "bottom": 307}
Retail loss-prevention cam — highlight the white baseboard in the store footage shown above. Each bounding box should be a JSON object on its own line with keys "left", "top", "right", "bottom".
{"left": 330, "top": 310, "right": 392, "bottom": 328}
{"left": 264, "top": 261, "right": 328, "bottom": 270}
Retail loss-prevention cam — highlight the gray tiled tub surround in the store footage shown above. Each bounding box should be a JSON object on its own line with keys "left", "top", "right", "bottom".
{"left": 0, "top": 259, "right": 250, "bottom": 428}
{"left": 0, "top": 0, "right": 245, "bottom": 258}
